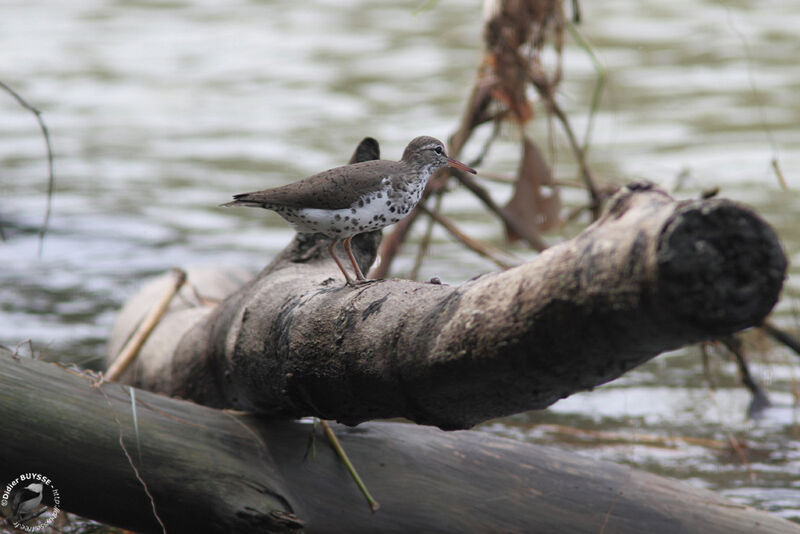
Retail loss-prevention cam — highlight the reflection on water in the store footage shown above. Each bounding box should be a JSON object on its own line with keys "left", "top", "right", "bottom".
{"left": 1, "top": 0, "right": 798, "bottom": 522}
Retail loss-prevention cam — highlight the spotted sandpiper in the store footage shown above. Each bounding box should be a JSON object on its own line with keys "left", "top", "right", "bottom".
{"left": 222, "top": 136, "right": 476, "bottom": 286}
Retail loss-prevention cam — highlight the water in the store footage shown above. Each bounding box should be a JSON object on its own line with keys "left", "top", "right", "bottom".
{"left": 1, "top": 0, "right": 799, "bottom": 524}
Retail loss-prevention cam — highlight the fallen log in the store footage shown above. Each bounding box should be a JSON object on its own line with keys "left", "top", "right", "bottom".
{"left": 2, "top": 350, "right": 798, "bottom": 534}
{"left": 109, "top": 183, "right": 785, "bottom": 430}
{"left": 0, "top": 349, "right": 298, "bottom": 532}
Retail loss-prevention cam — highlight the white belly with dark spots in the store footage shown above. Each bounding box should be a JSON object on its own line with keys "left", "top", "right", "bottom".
{"left": 271, "top": 180, "right": 426, "bottom": 238}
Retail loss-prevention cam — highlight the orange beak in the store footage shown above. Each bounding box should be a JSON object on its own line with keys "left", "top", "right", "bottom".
{"left": 447, "top": 157, "right": 477, "bottom": 174}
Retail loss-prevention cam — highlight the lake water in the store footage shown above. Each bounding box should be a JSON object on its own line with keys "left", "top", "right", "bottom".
{"left": 1, "top": 0, "right": 799, "bottom": 524}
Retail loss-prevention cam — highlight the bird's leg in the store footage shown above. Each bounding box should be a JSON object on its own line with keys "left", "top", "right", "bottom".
{"left": 328, "top": 239, "right": 356, "bottom": 287}
{"left": 342, "top": 236, "right": 367, "bottom": 281}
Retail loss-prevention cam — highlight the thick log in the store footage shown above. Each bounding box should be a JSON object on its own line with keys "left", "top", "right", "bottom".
{"left": 2, "top": 350, "right": 798, "bottom": 534}
{"left": 0, "top": 349, "right": 298, "bottom": 532}
{"left": 109, "top": 183, "right": 786, "bottom": 429}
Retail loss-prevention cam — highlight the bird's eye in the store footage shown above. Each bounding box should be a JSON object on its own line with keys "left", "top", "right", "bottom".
{"left": 434, "top": 146, "right": 443, "bottom": 154}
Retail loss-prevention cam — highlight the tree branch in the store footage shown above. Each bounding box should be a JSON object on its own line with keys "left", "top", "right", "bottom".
{"left": 110, "top": 183, "right": 786, "bottom": 430}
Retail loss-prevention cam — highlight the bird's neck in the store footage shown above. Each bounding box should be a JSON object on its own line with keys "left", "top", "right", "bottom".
{"left": 401, "top": 160, "right": 439, "bottom": 185}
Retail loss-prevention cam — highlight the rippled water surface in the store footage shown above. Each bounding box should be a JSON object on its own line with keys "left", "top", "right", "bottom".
{"left": 2, "top": 0, "right": 799, "bottom": 524}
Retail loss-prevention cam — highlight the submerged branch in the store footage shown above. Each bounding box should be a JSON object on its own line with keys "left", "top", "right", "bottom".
{"left": 0, "top": 79, "right": 56, "bottom": 256}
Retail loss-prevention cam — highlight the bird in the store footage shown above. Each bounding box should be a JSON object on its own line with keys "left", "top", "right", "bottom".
{"left": 11, "top": 482, "right": 43, "bottom": 523}
{"left": 222, "top": 136, "right": 476, "bottom": 286}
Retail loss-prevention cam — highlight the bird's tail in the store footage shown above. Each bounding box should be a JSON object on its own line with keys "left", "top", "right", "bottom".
{"left": 219, "top": 193, "right": 263, "bottom": 208}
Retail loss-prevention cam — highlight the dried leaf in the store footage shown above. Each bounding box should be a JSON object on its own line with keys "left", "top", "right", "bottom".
{"left": 502, "top": 136, "right": 561, "bottom": 242}
{"left": 481, "top": 0, "right": 564, "bottom": 124}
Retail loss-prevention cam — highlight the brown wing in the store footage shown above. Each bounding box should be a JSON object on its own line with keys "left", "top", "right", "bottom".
{"left": 227, "top": 160, "right": 402, "bottom": 210}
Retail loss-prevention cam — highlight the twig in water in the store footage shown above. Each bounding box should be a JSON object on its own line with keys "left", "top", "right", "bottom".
{"left": 453, "top": 169, "right": 548, "bottom": 251}
{"left": 725, "top": 432, "right": 755, "bottom": 482}
{"left": 0, "top": 80, "right": 55, "bottom": 257}
{"left": 473, "top": 171, "right": 515, "bottom": 184}
{"left": 704, "top": 386, "right": 756, "bottom": 482}
{"left": 319, "top": 419, "right": 380, "bottom": 513}
{"left": 417, "top": 204, "right": 520, "bottom": 270}
{"left": 540, "top": 94, "right": 601, "bottom": 220}
{"left": 103, "top": 268, "right": 187, "bottom": 383}
{"left": 716, "top": 0, "right": 785, "bottom": 190}
{"left": 467, "top": 118, "right": 502, "bottom": 169}
{"left": 177, "top": 278, "right": 219, "bottom": 308}
{"left": 720, "top": 335, "right": 771, "bottom": 415}
{"left": 571, "top": 0, "right": 582, "bottom": 23}
{"left": 565, "top": 21, "right": 606, "bottom": 157}
{"left": 12, "top": 339, "right": 38, "bottom": 360}
{"left": 771, "top": 158, "right": 788, "bottom": 190}
{"left": 538, "top": 423, "right": 732, "bottom": 450}
{"left": 760, "top": 321, "right": 800, "bottom": 356}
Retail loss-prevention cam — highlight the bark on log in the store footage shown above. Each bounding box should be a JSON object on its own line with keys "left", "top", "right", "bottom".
{"left": 0, "top": 349, "right": 298, "bottom": 533}
{"left": 2, "top": 350, "right": 798, "bottom": 534}
{"left": 109, "top": 183, "right": 786, "bottom": 430}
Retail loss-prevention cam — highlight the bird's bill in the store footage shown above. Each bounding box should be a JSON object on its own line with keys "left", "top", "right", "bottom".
{"left": 447, "top": 157, "right": 477, "bottom": 174}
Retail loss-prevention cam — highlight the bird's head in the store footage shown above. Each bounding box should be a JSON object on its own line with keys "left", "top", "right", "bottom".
{"left": 401, "top": 136, "right": 476, "bottom": 176}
